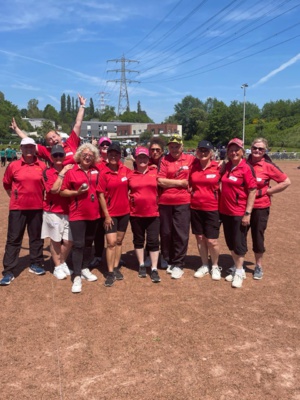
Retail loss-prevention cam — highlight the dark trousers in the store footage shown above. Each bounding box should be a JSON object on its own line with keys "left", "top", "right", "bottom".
{"left": 220, "top": 214, "right": 248, "bottom": 256}
{"left": 130, "top": 216, "right": 160, "bottom": 251}
{"left": 159, "top": 204, "right": 190, "bottom": 268}
{"left": 69, "top": 220, "right": 98, "bottom": 277}
{"left": 249, "top": 208, "right": 270, "bottom": 253}
{"left": 3, "top": 209, "right": 44, "bottom": 275}
{"left": 93, "top": 217, "right": 105, "bottom": 258}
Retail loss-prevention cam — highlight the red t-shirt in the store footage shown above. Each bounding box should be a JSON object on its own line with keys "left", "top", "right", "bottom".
{"left": 248, "top": 156, "right": 288, "bottom": 209}
{"left": 97, "top": 164, "right": 130, "bottom": 217}
{"left": 189, "top": 160, "right": 221, "bottom": 211}
{"left": 43, "top": 167, "right": 70, "bottom": 214}
{"left": 128, "top": 167, "right": 159, "bottom": 217}
{"left": 95, "top": 158, "right": 108, "bottom": 171}
{"left": 61, "top": 165, "right": 100, "bottom": 221}
{"left": 3, "top": 157, "right": 46, "bottom": 210}
{"left": 219, "top": 159, "right": 257, "bottom": 216}
{"left": 157, "top": 153, "right": 195, "bottom": 205}
{"left": 37, "top": 130, "right": 80, "bottom": 165}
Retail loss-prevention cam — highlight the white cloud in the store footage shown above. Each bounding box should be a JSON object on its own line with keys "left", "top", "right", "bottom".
{"left": 11, "top": 82, "right": 40, "bottom": 91}
{"left": 252, "top": 53, "right": 300, "bottom": 87}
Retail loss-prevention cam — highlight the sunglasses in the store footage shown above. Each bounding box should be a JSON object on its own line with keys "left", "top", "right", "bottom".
{"left": 52, "top": 153, "right": 65, "bottom": 158}
{"left": 251, "top": 146, "right": 266, "bottom": 151}
{"left": 150, "top": 148, "right": 161, "bottom": 152}
{"left": 100, "top": 143, "right": 110, "bottom": 147}
{"left": 198, "top": 148, "right": 210, "bottom": 153}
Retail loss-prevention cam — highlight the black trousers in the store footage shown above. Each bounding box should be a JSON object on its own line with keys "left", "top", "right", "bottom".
{"left": 69, "top": 220, "right": 98, "bottom": 277}
{"left": 130, "top": 216, "right": 160, "bottom": 251}
{"left": 3, "top": 209, "right": 44, "bottom": 275}
{"left": 159, "top": 204, "right": 190, "bottom": 268}
{"left": 93, "top": 217, "right": 105, "bottom": 258}
{"left": 249, "top": 208, "right": 270, "bottom": 253}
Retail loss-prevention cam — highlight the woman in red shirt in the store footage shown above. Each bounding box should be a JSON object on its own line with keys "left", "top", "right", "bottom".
{"left": 219, "top": 138, "right": 257, "bottom": 289}
{"left": 97, "top": 143, "right": 131, "bottom": 287}
{"left": 189, "top": 140, "right": 222, "bottom": 280}
{"left": 128, "top": 147, "right": 161, "bottom": 283}
{"left": 247, "top": 138, "right": 290, "bottom": 279}
{"left": 60, "top": 143, "right": 100, "bottom": 293}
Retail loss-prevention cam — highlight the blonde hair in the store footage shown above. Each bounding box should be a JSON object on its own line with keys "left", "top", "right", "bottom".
{"left": 74, "top": 143, "right": 100, "bottom": 164}
{"left": 252, "top": 137, "right": 268, "bottom": 149}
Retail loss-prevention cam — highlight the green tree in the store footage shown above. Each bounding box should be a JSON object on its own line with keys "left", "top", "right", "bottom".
{"left": 43, "top": 104, "right": 59, "bottom": 125}
{"left": 139, "top": 130, "right": 152, "bottom": 143}
{"left": 89, "top": 98, "right": 95, "bottom": 118}
{"left": 66, "top": 95, "right": 71, "bottom": 113}
{"left": 27, "top": 99, "right": 42, "bottom": 118}
{"left": 172, "top": 95, "right": 206, "bottom": 138}
{"left": 37, "top": 120, "right": 55, "bottom": 136}
{"left": 60, "top": 94, "right": 66, "bottom": 121}
{"left": 0, "top": 91, "right": 4, "bottom": 102}
{"left": 98, "top": 106, "right": 117, "bottom": 121}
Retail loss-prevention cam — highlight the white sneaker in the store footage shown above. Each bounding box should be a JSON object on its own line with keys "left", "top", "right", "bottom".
{"left": 232, "top": 272, "right": 245, "bottom": 288}
{"left": 211, "top": 266, "right": 222, "bottom": 281}
{"left": 81, "top": 268, "right": 98, "bottom": 282}
{"left": 166, "top": 265, "right": 173, "bottom": 274}
{"left": 72, "top": 276, "right": 82, "bottom": 293}
{"left": 61, "top": 262, "right": 72, "bottom": 276}
{"left": 171, "top": 267, "right": 184, "bottom": 279}
{"left": 53, "top": 265, "right": 67, "bottom": 280}
{"left": 194, "top": 265, "right": 209, "bottom": 278}
{"left": 144, "top": 256, "right": 152, "bottom": 268}
{"left": 161, "top": 257, "right": 169, "bottom": 269}
{"left": 225, "top": 268, "right": 246, "bottom": 282}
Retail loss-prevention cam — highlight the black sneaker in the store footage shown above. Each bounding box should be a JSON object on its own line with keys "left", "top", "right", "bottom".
{"left": 114, "top": 267, "right": 124, "bottom": 280}
{"left": 151, "top": 269, "right": 161, "bottom": 283}
{"left": 104, "top": 273, "right": 116, "bottom": 287}
{"left": 138, "top": 265, "right": 147, "bottom": 278}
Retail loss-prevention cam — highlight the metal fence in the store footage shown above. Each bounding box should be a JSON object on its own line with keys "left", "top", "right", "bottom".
{"left": 268, "top": 152, "right": 300, "bottom": 160}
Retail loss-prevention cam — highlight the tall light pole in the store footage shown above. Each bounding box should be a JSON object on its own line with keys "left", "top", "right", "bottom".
{"left": 241, "top": 83, "right": 248, "bottom": 145}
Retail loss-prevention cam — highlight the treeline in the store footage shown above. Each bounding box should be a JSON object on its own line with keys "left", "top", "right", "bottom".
{"left": 165, "top": 96, "right": 300, "bottom": 148}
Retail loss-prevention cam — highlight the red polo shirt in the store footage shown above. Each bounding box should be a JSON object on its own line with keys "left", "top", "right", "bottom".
{"left": 43, "top": 167, "right": 70, "bottom": 214}
{"left": 3, "top": 157, "right": 46, "bottom": 210}
{"left": 157, "top": 153, "right": 195, "bottom": 205}
{"left": 189, "top": 160, "right": 221, "bottom": 211}
{"left": 219, "top": 159, "right": 257, "bottom": 216}
{"left": 97, "top": 164, "right": 130, "bottom": 217}
{"left": 128, "top": 167, "right": 159, "bottom": 217}
{"left": 37, "top": 130, "right": 80, "bottom": 165}
{"left": 248, "top": 156, "right": 288, "bottom": 209}
{"left": 61, "top": 165, "right": 100, "bottom": 221}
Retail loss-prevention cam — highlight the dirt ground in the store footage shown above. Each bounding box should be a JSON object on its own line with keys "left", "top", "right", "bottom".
{"left": 0, "top": 161, "right": 299, "bottom": 400}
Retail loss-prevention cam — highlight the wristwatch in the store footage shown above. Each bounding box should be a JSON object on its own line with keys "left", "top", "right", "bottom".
{"left": 244, "top": 211, "right": 251, "bottom": 216}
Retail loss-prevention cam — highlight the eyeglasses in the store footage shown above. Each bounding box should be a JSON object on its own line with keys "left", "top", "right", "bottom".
{"left": 251, "top": 146, "right": 266, "bottom": 152}
{"left": 82, "top": 153, "right": 94, "bottom": 160}
{"left": 150, "top": 148, "right": 162, "bottom": 153}
{"left": 52, "top": 153, "right": 65, "bottom": 158}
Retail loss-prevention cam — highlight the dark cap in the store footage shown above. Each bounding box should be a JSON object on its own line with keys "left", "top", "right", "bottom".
{"left": 197, "top": 140, "right": 213, "bottom": 150}
{"left": 107, "top": 142, "right": 121, "bottom": 153}
{"left": 51, "top": 144, "right": 65, "bottom": 155}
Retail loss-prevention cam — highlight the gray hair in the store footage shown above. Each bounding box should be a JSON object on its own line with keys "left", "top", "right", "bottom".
{"left": 74, "top": 143, "right": 100, "bottom": 164}
{"left": 252, "top": 137, "right": 268, "bottom": 149}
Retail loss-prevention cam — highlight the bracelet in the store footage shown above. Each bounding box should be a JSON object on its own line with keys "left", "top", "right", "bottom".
{"left": 58, "top": 174, "right": 64, "bottom": 179}
{"left": 81, "top": 105, "right": 86, "bottom": 109}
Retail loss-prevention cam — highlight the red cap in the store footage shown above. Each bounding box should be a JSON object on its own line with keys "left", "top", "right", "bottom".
{"left": 135, "top": 146, "right": 149, "bottom": 157}
{"left": 227, "top": 138, "right": 244, "bottom": 149}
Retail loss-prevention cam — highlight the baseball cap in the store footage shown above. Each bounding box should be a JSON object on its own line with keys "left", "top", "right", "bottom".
{"left": 107, "top": 142, "right": 121, "bottom": 153}
{"left": 20, "top": 137, "right": 36, "bottom": 146}
{"left": 51, "top": 144, "right": 65, "bottom": 155}
{"left": 167, "top": 134, "right": 183, "bottom": 145}
{"left": 197, "top": 140, "right": 213, "bottom": 150}
{"left": 135, "top": 146, "right": 149, "bottom": 157}
{"left": 227, "top": 138, "right": 244, "bottom": 149}
{"left": 98, "top": 136, "right": 112, "bottom": 146}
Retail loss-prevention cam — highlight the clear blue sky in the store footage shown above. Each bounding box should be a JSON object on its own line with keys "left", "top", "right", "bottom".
{"left": 1, "top": 0, "right": 300, "bottom": 122}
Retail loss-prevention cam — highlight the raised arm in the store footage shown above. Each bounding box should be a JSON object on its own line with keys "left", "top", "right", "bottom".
{"left": 73, "top": 94, "right": 87, "bottom": 137}
{"left": 10, "top": 118, "right": 27, "bottom": 139}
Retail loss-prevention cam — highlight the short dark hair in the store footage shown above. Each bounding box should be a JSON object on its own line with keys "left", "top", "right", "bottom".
{"left": 149, "top": 137, "right": 165, "bottom": 150}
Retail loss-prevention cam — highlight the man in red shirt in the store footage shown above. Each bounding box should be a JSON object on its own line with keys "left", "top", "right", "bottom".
{"left": 1, "top": 137, "right": 47, "bottom": 285}
{"left": 10, "top": 94, "right": 86, "bottom": 165}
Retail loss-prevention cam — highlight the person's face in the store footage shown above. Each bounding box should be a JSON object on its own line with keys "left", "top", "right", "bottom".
{"left": 80, "top": 150, "right": 95, "bottom": 168}
{"left": 107, "top": 150, "right": 121, "bottom": 164}
{"left": 99, "top": 141, "right": 110, "bottom": 156}
{"left": 51, "top": 152, "right": 66, "bottom": 166}
{"left": 21, "top": 144, "right": 36, "bottom": 158}
{"left": 136, "top": 154, "right": 149, "bottom": 167}
{"left": 196, "top": 147, "right": 211, "bottom": 161}
{"left": 46, "top": 131, "right": 62, "bottom": 147}
{"left": 150, "top": 145, "right": 163, "bottom": 161}
{"left": 168, "top": 143, "right": 183, "bottom": 159}
{"left": 227, "top": 144, "right": 244, "bottom": 163}
{"left": 251, "top": 141, "right": 266, "bottom": 162}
